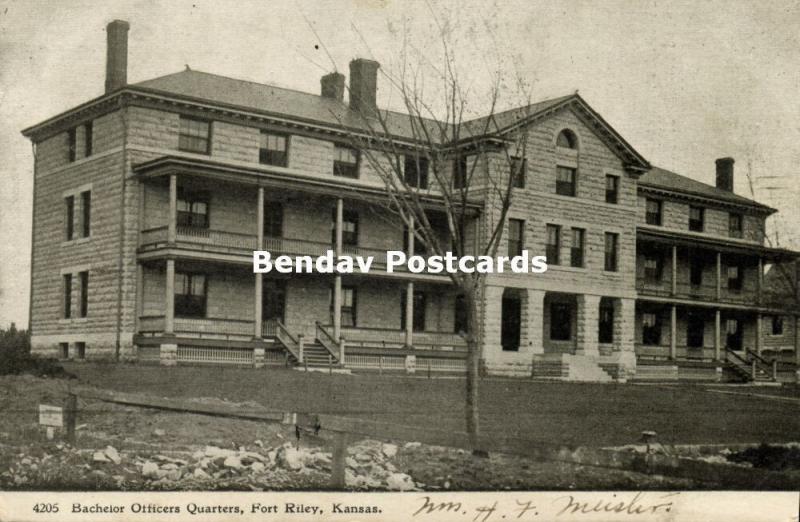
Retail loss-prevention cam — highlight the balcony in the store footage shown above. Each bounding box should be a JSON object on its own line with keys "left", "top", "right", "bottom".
{"left": 636, "top": 278, "right": 760, "bottom": 306}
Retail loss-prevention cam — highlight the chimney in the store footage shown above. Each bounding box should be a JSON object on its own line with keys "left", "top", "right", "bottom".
{"left": 320, "top": 72, "right": 345, "bottom": 101}
{"left": 349, "top": 58, "right": 379, "bottom": 114}
{"left": 105, "top": 20, "right": 130, "bottom": 93}
{"left": 715, "top": 157, "right": 735, "bottom": 192}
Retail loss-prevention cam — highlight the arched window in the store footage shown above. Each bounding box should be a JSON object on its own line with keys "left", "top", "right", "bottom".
{"left": 556, "top": 129, "right": 578, "bottom": 149}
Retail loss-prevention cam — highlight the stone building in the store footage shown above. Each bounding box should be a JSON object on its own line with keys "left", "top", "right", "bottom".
{"left": 21, "top": 20, "right": 800, "bottom": 382}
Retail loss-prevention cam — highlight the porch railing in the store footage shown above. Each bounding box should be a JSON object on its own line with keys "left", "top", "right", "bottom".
{"left": 137, "top": 316, "right": 254, "bottom": 339}
{"left": 315, "top": 322, "right": 341, "bottom": 360}
{"left": 275, "top": 319, "right": 301, "bottom": 361}
{"left": 177, "top": 226, "right": 258, "bottom": 250}
{"left": 338, "top": 326, "right": 467, "bottom": 351}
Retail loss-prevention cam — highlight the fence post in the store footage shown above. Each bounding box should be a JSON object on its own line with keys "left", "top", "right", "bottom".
{"left": 751, "top": 359, "right": 757, "bottom": 380}
{"left": 330, "top": 431, "right": 348, "bottom": 489}
{"left": 64, "top": 393, "right": 77, "bottom": 444}
{"left": 772, "top": 359, "right": 778, "bottom": 380}
{"left": 339, "top": 337, "right": 346, "bottom": 366}
{"left": 329, "top": 355, "right": 333, "bottom": 375}
{"left": 379, "top": 356, "right": 383, "bottom": 375}
{"left": 428, "top": 361, "right": 431, "bottom": 379}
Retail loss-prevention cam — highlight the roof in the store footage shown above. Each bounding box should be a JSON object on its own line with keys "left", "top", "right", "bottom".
{"left": 639, "top": 166, "right": 776, "bottom": 213}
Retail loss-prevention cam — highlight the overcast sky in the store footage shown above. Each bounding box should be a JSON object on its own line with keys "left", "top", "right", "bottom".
{"left": 1, "top": 0, "right": 799, "bottom": 328}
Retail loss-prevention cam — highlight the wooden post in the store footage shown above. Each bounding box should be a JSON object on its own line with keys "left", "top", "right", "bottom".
{"left": 379, "top": 356, "right": 383, "bottom": 375}
{"left": 333, "top": 198, "right": 343, "bottom": 341}
{"left": 168, "top": 174, "right": 177, "bottom": 244}
{"left": 714, "top": 309, "right": 721, "bottom": 361}
{"left": 757, "top": 257, "right": 763, "bottom": 305}
{"left": 330, "top": 431, "right": 347, "bottom": 489}
{"left": 669, "top": 305, "right": 677, "bottom": 360}
{"left": 405, "top": 217, "right": 415, "bottom": 348}
{"left": 772, "top": 359, "right": 778, "bottom": 380}
{"left": 298, "top": 334, "right": 304, "bottom": 364}
{"left": 671, "top": 245, "right": 677, "bottom": 296}
{"left": 427, "top": 360, "right": 431, "bottom": 379}
{"left": 751, "top": 359, "right": 757, "bottom": 380}
{"left": 164, "top": 258, "right": 175, "bottom": 335}
{"left": 715, "top": 252, "right": 722, "bottom": 300}
{"left": 64, "top": 393, "right": 77, "bottom": 444}
{"left": 339, "top": 337, "right": 346, "bottom": 366}
{"left": 254, "top": 187, "right": 264, "bottom": 338}
{"left": 329, "top": 354, "right": 333, "bottom": 375}
{"left": 755, "top": 313, "right": 762, "bottom": 355}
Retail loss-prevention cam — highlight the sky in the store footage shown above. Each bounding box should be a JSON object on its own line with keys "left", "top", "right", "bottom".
{"left": 1, "top": 0, "right": 799, "bottom": 328}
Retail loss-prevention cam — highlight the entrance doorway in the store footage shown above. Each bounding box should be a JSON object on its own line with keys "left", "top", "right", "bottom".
{"left": 501, "top": 289, "right": 522, "bottom": 351}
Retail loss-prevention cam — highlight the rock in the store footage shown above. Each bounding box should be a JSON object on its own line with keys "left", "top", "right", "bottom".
{"left": 161, "top": 463, "right": 178, "bottom": 471}
{"left": 346, "top": 457, "right": 359, "bottom": 469}
{"left": 166, "top": 469, "right": 182, "bottom": 481}
{"left": 141, "top": 461, "right": 159, "bottom": 478}
{"left": 386, "top": 472, "right": 415, "bottom": 491}
{"left": 404, "top": 442, "right": 422, "bottom": 449}
{"left": 254, "top": 440, "right": 264, "bottom": 448}
{"left": 355, "top": 453, "right": 373, "bottom": 463}
{"left": 153, "top": 429, "right": 166, "bottom": 437}
{"left": 92, "top": 452, "right": 110, "bottom": 463}
{"left": 193, "top": 467, "right": 210, "bottom": 479}
{"left": 251, "top": 461, "right": 265, "bottom": 472}
{"left": 223, "top": 456, "right": 243, "bottom": 469}
{"left": 205, "top": 446, "right": 237, "bottom": 458}
{"left": 278, "top": 447, "right": 307, "bottom": 471}
{"left": 104, "top": 446, "right": 121, "bottom": 465}
{"left": 20, "top": 458, "right": 32, "bottom": 466}
{"left": 382, "top": 444, "right": 398, "bottom": 458}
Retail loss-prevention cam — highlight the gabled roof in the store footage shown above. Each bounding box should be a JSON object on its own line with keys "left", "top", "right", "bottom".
{"left": 639, "top": 166, "right": 776, "bottom": 214}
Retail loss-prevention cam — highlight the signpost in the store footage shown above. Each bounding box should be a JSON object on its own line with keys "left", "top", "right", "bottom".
{"left": 38, "top": 404, "right": 63, "bottom": 440}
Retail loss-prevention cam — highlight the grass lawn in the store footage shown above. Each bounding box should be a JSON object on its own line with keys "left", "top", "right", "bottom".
{"left": 66, "top": 363, "right": 800, "bottom": 448}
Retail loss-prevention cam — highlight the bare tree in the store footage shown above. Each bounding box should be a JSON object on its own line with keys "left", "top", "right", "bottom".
{"left": 327, "top": 28, "right": 534, "bottom": 451}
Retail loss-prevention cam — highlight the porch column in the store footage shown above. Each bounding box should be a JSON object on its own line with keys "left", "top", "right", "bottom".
{"left": 757, "top": 257, "right": 763, "bottom": 304}
{"left": 135, "top": 263, "right": 143, "bottom": 332}
{"left": 527, "top": 289, "right": 546, "bottom": 355}
{"left": 165, "top": 258, "right": 175, "bottom": 335}
{"left": 254, "top": 186, "right": 264, "bottom": 338}
{"left": 795, "top": 315, "right": 800, "bottom": 366}
{"left": 405, "top": 217, "right": 415, "bottom": 347}
{"left": 333, "top": 198, "right": 343, "bottom": 340}
{"left": 669, "top": 304, "right": 677, "bottom": 360}
{"left": 714, "top": 309, "right": 721, "bottom": 361}
{"left": 671, "top": 245, "right": 677, "bottom": 296}
{"left": 168, "top": 174, "right": 177, "bottom": 244}
{"left": 576, "top": 294, "right": 600, "bottom": 356}
{"left": 715, "top": 252, "right": 722, "bottom": 300}
{"left": 755, "top": 313, "right": 762, "bottom": 355}
{"left": 612, "top": 297, "right": 635, "bottom": 354}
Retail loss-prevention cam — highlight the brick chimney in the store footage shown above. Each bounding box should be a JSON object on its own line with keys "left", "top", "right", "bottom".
{"left": 349, "top": 58, "right": 379, "bottom": 114}
{"left": 105, "top": 20, "right": 130, "bottom": 93}
{"left": 321, "top": 72, "right": 345, "bottom": 101}
{"left": 715, "top": 157, "right": 735, "bottom": 192}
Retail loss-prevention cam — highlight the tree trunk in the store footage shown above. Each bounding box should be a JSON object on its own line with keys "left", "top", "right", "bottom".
{"left": 464, "top": 290, "right": 482, "bottom": 452}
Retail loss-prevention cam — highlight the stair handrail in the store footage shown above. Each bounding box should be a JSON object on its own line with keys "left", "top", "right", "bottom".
{"left": 315, "top": 321, "right": 340, "bottom": 361}
{"left": 744, "top": 348, "right": 771, "bottom": 368}
{"left": 724, "top": 347, "right": 750, "bottom": 368}
{"left": 275, "top": 320, "right": 300, "bottom": 360}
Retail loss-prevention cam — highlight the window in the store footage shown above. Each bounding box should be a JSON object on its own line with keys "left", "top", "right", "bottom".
{"left": 333, "top": 144, "right": 359, "bottom": 178}
{"left": 453, "top": 156, "right": 468, "bottom": 189}
{"left": 556, "top": 166, "right": 576, "bottom": 196}
{"left": 687, "top": 313, "right": 704, "bottom": 348}
{"left": 330, "top": 286, "right": 357, "bottom": 327}
{"left": 501, "top": 291, "right": 522, "bottom": 350}
{"left": 74, "top": 342, "right": 86, "bottom": 360}
{"left": 605, "top": 175, "right": 619, "bottom": 204}
{"left": 511, "top": 156, "right": 526, "bottom": 189}
{"left": 84, "top": 121, "right": 93, "bottom": 157}
{"left": 178, "top": 117, "right": 211, "bottom": 154}
{"left": 550, "top": 303, "right": 572, "bottom": 341}
{"left": 690, "top": 258, "right": 703, "bottom": 287}
{"left": 59, "top": 343, "right": 69, "bottom": 359}
{"left": 643, "top": 255, "right": 662, "bottom": 282}
{"left": 404, "top": 155, "right": 429, "bottom": 189}
{"left": 642, "top": 312, "right": 661, "bottom": 345}
{"left": 67, "top": 128, "right": 77, "bottom": 162}
{"left": 546, "top": 224, "right": 561, "bottom": 265}
{"left": 454, "top": 294, "right": 469, "bottom": 334}
{"left": 81, "top": 191, "right": 91, "bottom": 238}
{"left": 604, "top": 233, "right": 618, "bottom": 272}
{"left": 729, "top": 213, "right": 743, "bottom": 238}
{"left": 401, "top": 290, "right": 426, "bottom": 332}
{"left": 508, "top": 219, "right": 524, "bottom": 257}
{"left": 331, "top": 209, "right": 359, "bottom": 247}
{"left": 570, "top": 228, "right": 584, "bottom": 268}
{"left": 556, "top": 129, "right": 577, "bottom": 149}
{"left": 65, "top": 195, "right": 75, "bottom": 240}
{"left": 78, "top": 271, "right": 88, "bottom": 318}
{"left": 727, "top": 264, "right": 743, "bottom": 291}
{"left": 175, "top": 273, "right": 206, "bottom": 318}
{"left": 689, "top": 206, "right": 704, "bottom": 232}
{"left": 770, "top": 315, "right": 784, "bottom": 336}
{"left": 645, "top": 199, "right": 662, "bottom": 226}
{"left": 63, "top": 274, "right": 72, "bottom": 319}
{"left": 403, "top": 225, "right": 426, "bottom": 255}
{"left": 599, "top": 299, "right": 614, "bottom": 344}
{"left": 177, "top": 189, "right": 209, "bottom": 228}
{"left": 259, "top": 132, "right": 287, "bottom": 167}
{"left": 263, "top": 203, "right": 283, "bottom": 237}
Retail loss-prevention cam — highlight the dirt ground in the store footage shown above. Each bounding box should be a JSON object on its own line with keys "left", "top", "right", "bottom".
{"left": 0, "top": 374, "right": 704, "bottom": 490}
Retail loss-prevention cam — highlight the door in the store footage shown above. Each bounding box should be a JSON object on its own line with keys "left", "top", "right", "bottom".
{"left": 263, "top": 278, "right": 287, "bottom": 324}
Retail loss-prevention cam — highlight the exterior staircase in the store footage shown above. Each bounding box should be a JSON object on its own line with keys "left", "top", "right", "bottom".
{"left": 725, "top": 348, "right": 779, "bottom": 385}
{"left": 563, "top": 354, "right": 614, "bottom": 382}
{"left": 273, "top": 320, "right": 341, "bottom": 369}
